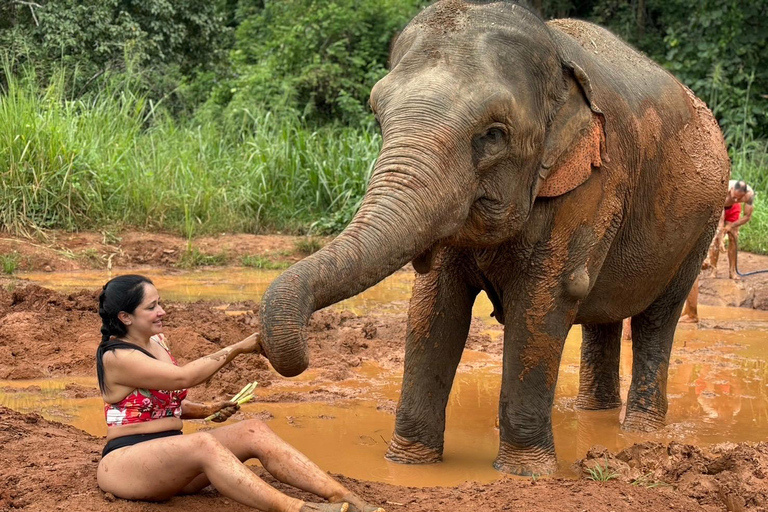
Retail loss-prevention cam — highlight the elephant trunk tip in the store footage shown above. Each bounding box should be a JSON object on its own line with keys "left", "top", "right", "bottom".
{"left": 259, "top": 271, "right": 314, "bottom": 378}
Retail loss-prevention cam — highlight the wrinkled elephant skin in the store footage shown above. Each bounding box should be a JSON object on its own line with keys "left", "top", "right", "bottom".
{"left": 259, "top": 1, "right": 730, "bottom": 476}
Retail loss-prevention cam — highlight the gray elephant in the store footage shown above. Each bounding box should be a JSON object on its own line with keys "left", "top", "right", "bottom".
{"left": 259, "top": 0, "right": 729, "bottom": 476}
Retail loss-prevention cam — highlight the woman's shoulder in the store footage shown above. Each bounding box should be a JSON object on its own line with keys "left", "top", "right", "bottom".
{"left": 151, "top": 333, "right": 169, "bottom": 350}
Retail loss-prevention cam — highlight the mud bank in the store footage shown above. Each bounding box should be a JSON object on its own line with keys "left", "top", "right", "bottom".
{"left": 4, "top": 404, "right": 747, "bottom": 512}
{"left": 2, "top": 231, "right": 768, "bottom": 511}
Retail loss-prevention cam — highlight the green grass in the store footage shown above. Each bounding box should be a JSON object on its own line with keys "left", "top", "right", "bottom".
{"left": 585, "top": 459, "right": 620, "bottom": 482}
{"left": 241, "top": 255, "right": 290, "bottom": 270}
{"left": 0, "top": 64, "right": 378, "bottom": 237}
{"left": 0, "top": 252, "right": 20, "bottom": 274}
{"left": 294, "top": 237, "right": 324, "bottom": 256}
{"left": 1, "top": 63, "right": 767, "bottom": 255}
{"left": 176, "top": 246, "right": 230, "bottom": 268}
{"left": 732, "top": 138, "right": 768, "bottom": 254}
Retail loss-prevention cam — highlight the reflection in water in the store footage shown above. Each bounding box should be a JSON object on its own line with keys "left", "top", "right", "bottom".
{"left": 7, "top": 269, "right": 768, "bottom": 486}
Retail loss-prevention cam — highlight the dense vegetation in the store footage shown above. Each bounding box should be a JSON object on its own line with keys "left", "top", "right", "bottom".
{"left": 0, "top": 0, "right": 766, "bottom": 252}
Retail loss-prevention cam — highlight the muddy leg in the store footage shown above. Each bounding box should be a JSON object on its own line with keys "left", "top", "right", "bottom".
{"left": 576, "top": 322, "right": 622, "bottom": 410}
{"left": 707, "top": 228, "right": 722, "bottom": 277}
{"left": 678, "top": 277, "right": 699, "bottom": 323}
{"left": 494, "top": 298, "right": 575, "bottom": 476}
{"left": 387, "top": 250, "right": 478, "bottom": 464}
{"left": 727, "top": 229, "right": 740, "bottom": 280}
{"left": 621, "top": 318, "right": 632, "bottom": 341}
{"left": 623, "top": 233, "right": 710, "bottom": 432}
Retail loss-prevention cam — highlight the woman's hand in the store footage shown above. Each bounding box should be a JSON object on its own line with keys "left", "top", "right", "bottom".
{"left": 208, "top": 400, "right": 240, "bottom": 423}
{"left": 237, "top": 332, "right": 263, "bottom": 355}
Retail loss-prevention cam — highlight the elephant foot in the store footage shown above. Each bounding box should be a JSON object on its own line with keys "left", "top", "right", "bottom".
{"left": 493, "top": 442, "right": 558, "bottom": 476}
{"left": 622, "top": 409, "right": 665, "bottom": 432}
{"left": 575, "top": 394, "right": 622, "bottom": 411}
{"left": 385, "top": 433, "right": 442, "bottom": 464}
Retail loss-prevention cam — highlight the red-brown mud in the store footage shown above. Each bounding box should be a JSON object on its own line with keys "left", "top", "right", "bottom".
{"left": 2, "top": 231, "right": 768, "bottom": 511}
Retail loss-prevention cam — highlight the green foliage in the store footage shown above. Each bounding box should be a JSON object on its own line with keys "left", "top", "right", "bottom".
{"left": 222, "top": 0, "right": 425, "bottom": 124}
{"left": 0, "top": 0, "right": 230, "bottom": 113}
{"left": 0, "top": 252, "right": 21, "bottom": 274}
{"left": 658, "top": 1, "right": 767, "bottom": 144}
{"left": 0, "top": 64, "right": 378, "bottom": 236}
{"left": 177, "top": 246, "right": 230, "bottom": 268}
{"left": 585, "top": 459, "right": 620, "bottom": 482}
{"left": 564, "top": 0, "right": 767, "bottom": 144}
{"left": 294, "top": 237, "right": 324, "bottom": 256}
{"left": 241, "top": 255, "right": 290, "bottom": 270}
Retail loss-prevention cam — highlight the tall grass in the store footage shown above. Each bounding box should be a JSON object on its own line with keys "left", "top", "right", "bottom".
{"left": 719, "top": 71, "right": 768, "bottom": 255}
{"left": 1, "top": 64, "right": 766, "bottom": 255}
{"left": 0, "top": 65, "right": 379, "bottom": 236}
{"left": 732, "top": 139, "right": 768, "bottom": 254}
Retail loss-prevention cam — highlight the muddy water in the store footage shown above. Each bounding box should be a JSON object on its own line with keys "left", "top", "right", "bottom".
{"left": 8, "top": 269, "right": 768, "bottom": 486}
{"left": 17, "top": 268, "right": 417, "bottom": 315}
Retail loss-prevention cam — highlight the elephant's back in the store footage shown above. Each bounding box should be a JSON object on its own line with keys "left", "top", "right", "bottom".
{"left": 548, "top": 20, "right": 730, "bottom": 322}
{"left": 546, "top": 18, "right": 680, "bottom": 112}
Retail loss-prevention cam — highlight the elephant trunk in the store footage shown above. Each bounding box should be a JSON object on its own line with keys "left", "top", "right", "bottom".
{"left": 259, "top": 144, "right": 471, "bottom": 377}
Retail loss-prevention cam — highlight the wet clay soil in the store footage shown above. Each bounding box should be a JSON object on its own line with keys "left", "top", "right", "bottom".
{"left": 2, "top": 231, "right": 768, "bottom": 511}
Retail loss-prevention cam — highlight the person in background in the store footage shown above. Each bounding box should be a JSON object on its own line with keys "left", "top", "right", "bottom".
{"left": 679, "top": 180, "right": 756, "bottom": 323}
{"left": 96, "top": 274, "right": 384, "bottom": 512}
{"left": 706, "top": 179, "right": 755, "bottom": 280}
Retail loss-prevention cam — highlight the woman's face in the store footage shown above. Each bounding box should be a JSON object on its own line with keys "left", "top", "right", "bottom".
{"left": 123, "top": 283, "right": 165, "bottom": 338}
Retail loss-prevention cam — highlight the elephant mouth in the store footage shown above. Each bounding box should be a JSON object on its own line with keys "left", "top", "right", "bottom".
{"left": 412, "top": 241, "right": 441, "bottom": 274}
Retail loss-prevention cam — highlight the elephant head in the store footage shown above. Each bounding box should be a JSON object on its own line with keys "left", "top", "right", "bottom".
{"left": 259, "top": 0, "right": 606, "bottom": 377}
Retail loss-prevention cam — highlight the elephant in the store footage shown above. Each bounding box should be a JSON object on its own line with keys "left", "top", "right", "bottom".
{"left": 259, "top": 0, "right": 730, "bottom": 476}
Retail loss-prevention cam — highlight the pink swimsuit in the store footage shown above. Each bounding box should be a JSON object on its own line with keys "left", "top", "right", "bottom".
{"left": 104, "top": 335, "right": 188, "bottom": 427}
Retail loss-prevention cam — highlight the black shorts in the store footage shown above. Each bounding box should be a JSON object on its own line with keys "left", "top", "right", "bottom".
{"left": 102, "top": 429, "right": 183, "bottom": 458}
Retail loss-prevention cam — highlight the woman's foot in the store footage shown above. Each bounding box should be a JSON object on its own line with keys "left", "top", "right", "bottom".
{"left": 300, "top": 502, "right": 349, "bottom": 512}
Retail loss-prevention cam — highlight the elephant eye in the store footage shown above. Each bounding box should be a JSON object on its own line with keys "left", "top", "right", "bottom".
{"left": 484, "top": 127, "right": 505, "bottom": 143}
{"left": 473, "top": 124, "right": 508, "bottom": 163}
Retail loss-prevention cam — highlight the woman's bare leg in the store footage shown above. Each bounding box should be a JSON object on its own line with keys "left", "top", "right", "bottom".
{"left": 185, "top": 420, "right": 384, "bottom": 512}
{"left": 97, "top": 432, "right": 346, "bottom": 512}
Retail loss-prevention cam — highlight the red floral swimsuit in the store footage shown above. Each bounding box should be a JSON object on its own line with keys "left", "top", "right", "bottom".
{"left": 104, "top": 334, "right": 188, "bottom": 427}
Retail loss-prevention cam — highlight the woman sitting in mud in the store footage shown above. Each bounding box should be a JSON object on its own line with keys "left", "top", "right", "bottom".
{"left": 96, "top": 274, "right": 383, "bottom": 512}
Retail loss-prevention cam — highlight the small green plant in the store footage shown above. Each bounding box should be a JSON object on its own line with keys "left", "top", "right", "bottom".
{"left": 177, "top": 246, "right": 229, "bottom": 268}
{"left": 1, "top": 252, "right": 21, "bottom": 274}
{"left": 294, "top": 237, "right": 323, "bottom": 256}
{"left": 78, "top": 248, "right": 104, "bottom": 267}
{"left": 241, "top": 255, "right": 290, "bottom": 270}
{"left": 586, "top": 458, "right": 620, "bottom": 482}
{"left": 101, "top": 229, "right": 122, "bottom": 246}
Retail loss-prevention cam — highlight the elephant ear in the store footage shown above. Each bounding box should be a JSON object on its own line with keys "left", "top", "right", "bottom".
{"left": 536, "top": 61, "right": 608, "bottom": 198}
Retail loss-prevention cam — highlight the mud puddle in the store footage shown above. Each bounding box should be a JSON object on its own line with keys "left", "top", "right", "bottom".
{"left": 4, "top": 305, "right": 768, "bottom": 486}
{"left": 8, "top": 269, "right": 768, "bottom": 487}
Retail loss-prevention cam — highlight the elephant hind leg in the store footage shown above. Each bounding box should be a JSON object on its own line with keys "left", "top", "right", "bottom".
{"left": 576, "top": 321, "right": 622, "bottom": 410}
{"left": 623, "top": 232, "right": 711, "bottom": 432}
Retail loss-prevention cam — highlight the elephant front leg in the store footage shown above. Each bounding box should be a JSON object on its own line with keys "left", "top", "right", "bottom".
{"left": 386, "top": 255, "right": 477, "bottom": 464}
{"left": 494, "top": 307, "right": 574, "bottom": 476}
{"left": 576, "top": 322, "right": 622, "bottom": 410}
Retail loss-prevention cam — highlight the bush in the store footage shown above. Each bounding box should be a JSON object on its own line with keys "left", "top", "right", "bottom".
{"left": 219, "top": 0, "right": 426, "bottom": 125}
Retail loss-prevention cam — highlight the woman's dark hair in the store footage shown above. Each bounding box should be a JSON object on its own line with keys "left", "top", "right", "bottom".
{"left": 96, "top": 274, "right": 157, "bottom": 394}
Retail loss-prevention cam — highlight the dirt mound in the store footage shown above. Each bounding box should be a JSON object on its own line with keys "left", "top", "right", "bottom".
{"left": 576, "top": 441, "right": 768, "bottom": 510}
{"left": 0, "top": 406, "right": 720, "bottom": 512}
{"left": 0, "top": 283, "right": 499, "bottom": 403}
